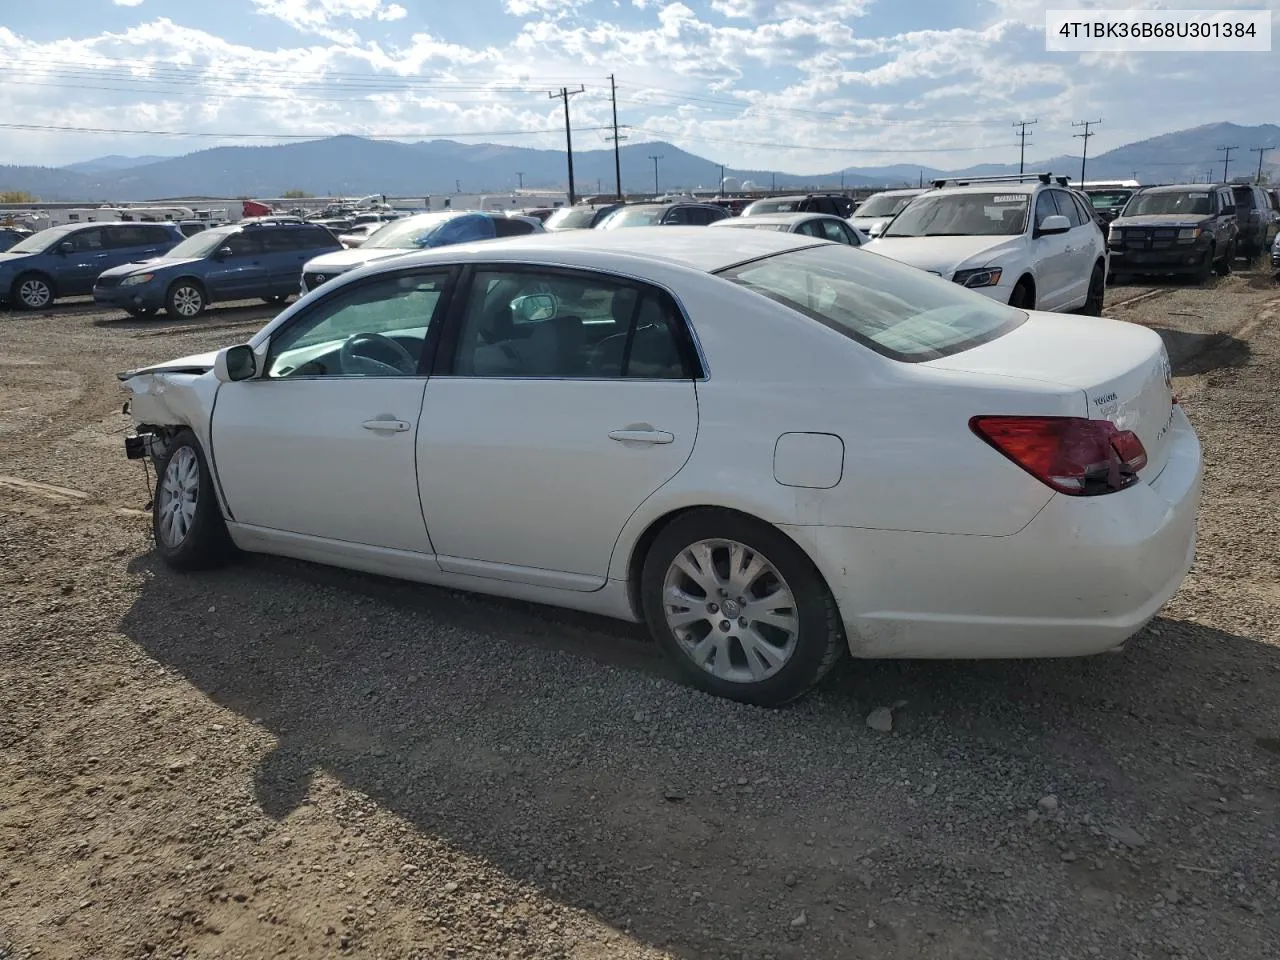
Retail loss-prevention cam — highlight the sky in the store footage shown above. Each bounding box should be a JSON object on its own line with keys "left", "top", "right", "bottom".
{"left": 0, "top": 0, "right": 1276, "bottom": 173}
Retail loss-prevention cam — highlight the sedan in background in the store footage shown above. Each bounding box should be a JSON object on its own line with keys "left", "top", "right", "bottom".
{"left": 711, "top": 212, "right": 867, "bottom": 246}
{"left": 119, "top": 228, "right": 1200, "bottom": 708}
{"left": 849, "top": 188, "right": 929, "bottom": 237}
{"left": 596, "top": 202, "right": 730, "bottom": 228}
{"left": 300, "top": 211, "right": 543, "bottom": 293}
{"left": 543, "top": 202, "right": 625, "bottom": 231}
{"left": 0, "top": 226, "right": 33, "bottom": 252}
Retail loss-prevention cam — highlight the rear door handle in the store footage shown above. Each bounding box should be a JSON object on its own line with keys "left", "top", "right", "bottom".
{"left": 362, "top": 418, "right": 411, "bottom": 433}
{"left": 609, "top": 428, "right": 674, "bottom": 444}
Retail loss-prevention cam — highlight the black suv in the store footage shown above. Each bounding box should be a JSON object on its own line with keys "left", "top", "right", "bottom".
{"left": 1231, "top": 183, "right": 1279, "bottom": 258}
{"left": 740, "top": 193, "right": 855, "bottom": 217}
{"left": 1106, "top": 183, "right": 1239, "bottom": 282}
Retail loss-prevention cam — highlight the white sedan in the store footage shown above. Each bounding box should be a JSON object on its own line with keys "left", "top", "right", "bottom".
{"left": 119, "top": 228, "right": 1202, "bottom": 707}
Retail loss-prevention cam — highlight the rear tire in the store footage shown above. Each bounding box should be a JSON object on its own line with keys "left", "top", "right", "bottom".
{"left": 640, "top": 509, "right": 845, "bottom": 707}
{"left": 1081, "top": 262, "right": 1105, "bottom": 316}
{"left": 11, "top": 273, "right": 54, "bottom": 310}
{"left": 152, "top": 430, "right": 234, "bottom": 571}
{"left": 166, "top": 280, "right": 206, "bottom": 318}
{"left": 1008, "top": 278, "right": 1035, "bottom": 310}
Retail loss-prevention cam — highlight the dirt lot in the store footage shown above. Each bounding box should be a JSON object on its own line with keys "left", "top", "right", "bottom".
{"left": 2, "top": 263, "right": 1279, "bottom": 960}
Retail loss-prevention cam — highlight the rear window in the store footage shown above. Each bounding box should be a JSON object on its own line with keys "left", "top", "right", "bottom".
{"left": 717, "top": 244, "right": 1025, "bottom": 363}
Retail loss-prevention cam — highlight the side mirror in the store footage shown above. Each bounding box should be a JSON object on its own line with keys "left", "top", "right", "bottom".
{"left": 213, "top": 246, "right": 234, "bottom": 260}
{"left": 58, "top": 241, "right": 74, "bottom": 254}
{"left": 214, "top": 344, "right": 257, "bottom": 383}
{"left": 1037, "top": 214, "right": 1071, "bottom": 235}
{"left": 510, "top": 293, "right": 557, "bottom": 323}
{"left": 867, "top": 221, "right": 886, "bottom": 237}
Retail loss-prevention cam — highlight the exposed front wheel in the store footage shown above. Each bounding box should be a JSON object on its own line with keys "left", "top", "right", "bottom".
{"left": 152, "top": 431, "right": 234, "bottom": 571}
{"left": 641, "top": 510, "right": 845, "bottom": 707}
{"left": 1215, "top": 243, "right": 1234, "bottom": 277}
{"left": 166, "top": 281, "right": 206, "bottom": 318}
{"left": 11, "top": 273, "right": 54, "bottom": 310}
{"left": 1081, "top": 263, "right": 1105, "bottom": 316}
{"left": 1194, "top": 247, "right": 1214, "bottom": 283}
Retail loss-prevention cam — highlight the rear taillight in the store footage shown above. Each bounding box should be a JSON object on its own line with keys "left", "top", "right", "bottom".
{"left": 970, "top": 416, "right": 1148, "bottom": 496}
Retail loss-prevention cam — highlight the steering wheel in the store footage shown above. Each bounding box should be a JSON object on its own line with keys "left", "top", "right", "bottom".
{"left": 339, "top": 332, "right": 417, "bottom": 376}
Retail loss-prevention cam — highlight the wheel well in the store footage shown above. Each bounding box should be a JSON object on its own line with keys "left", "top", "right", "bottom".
{"left": 167, "top": 276, "right": 206, "bottom": 297}
{"left": 12, "top": 270, "right": 57, "bottom": 297}
{"left": 623, "top": 505, "right": 838, "bottom": 621}
{"left": 1014, "top": 274, "right": 1035, "bottom": 296}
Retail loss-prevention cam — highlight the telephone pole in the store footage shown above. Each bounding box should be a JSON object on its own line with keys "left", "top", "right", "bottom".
{"left": 549, "top": 85, "right": 585, "bottom": 205}
{"left": 1013, "top": 119, "right": 1038, "bottom": 175}
{"left": 515, "top": 172, "right": 524, "bottom": 190}
{"left": 1072, "top": 119, "right": 1101, "bottom": 185}
{"left": 718, "top": 163, "right": 726, "bottom": 194}
{"left": 607, "top": 74, "right": 625, "bottom": 200}
{"left": 1250, "top": 145, "right": 1274, "bottom": 183}
{"left": 648, "top": 154, "right": 663, "bottom": 195}
{"left": 1217, "top": 144, "right": 1239, "bottom": 182}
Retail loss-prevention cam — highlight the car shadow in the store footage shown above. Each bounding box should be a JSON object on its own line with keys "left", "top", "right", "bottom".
{"left": 91, "top": 302, "right": 283, "bottom": 331}
{"left": 118, "top": 549, "right": 1280, "bottom": 959}
{"left": 1147, "top": 327, "right": 1250, "bottom": 376}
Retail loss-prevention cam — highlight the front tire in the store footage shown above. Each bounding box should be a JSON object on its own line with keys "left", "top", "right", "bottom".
{"left": 166, "top": 280, "right": 206, "bottom": 318}
{"left": 152, "top": 431, "right": 234, "bottom": 571}
{"left": 640, "top": 509, "right": 845, "bottom": 707}
{"left": 11, "top": 273, "right": 54, "bottom": 310}
{"left": 1008, "top": 278, "right": 1034, "bottom": 310}
{"left": 1215, "top": 242, "right": 1234, "bottom": 277}
{"left": 1081, "top": 262, "right": 1105, "bottom": 316}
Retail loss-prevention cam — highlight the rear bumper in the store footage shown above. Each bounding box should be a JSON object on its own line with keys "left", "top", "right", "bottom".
{"left": 94, "top": 283, "right": 166, "bottom": 311}
{"left": 783, "top": 407, "right": 1202, "bottom": 659}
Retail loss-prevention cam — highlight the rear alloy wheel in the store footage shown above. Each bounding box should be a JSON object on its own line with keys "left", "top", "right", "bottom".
{"left": 152, "top": 430, "right": 234, "bottom": 570}
{"left": 641, "top": 510, "right": 844, "bottom": 707}
{"left": 1008, "top": 279, "right": 1034, "bottom": 310}
{"left": 1081, "top": 263, "right": 1105, "bottom": 316}
{"left": 1215, "top": 243, "right": 1234, "bottom": 277}
{"left": 12, "top": 274, "right": 53, "bottom": 310}
{"left": 167, "top": 281, "right": 205, "bottom": 318}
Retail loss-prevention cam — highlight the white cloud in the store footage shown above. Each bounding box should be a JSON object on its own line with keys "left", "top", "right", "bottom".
{"left": 504, "top": 0, "right": 591, "bottom": 15}
{"left": 112, "top": 0, "right": 146, "bottom": 6}
{"left": 251, "top": 0, "right": 408, "bottom": 39}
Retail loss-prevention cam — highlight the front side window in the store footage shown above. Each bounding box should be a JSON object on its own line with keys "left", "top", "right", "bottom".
{"left": 718, "top": 243, "right": 1025, "bottom": 363}
{"left": 1050, "top": 190, "right": 1085, "bottom": 228}
{"left": 66, "top": 228, "right": 106, "bottom": 252}
{"left": 885, "top": 193, "right": 1029, "bottom": 238}
{"left": 818, "top": 219, "right": 855, "bottom": 244}
{"left": 451, "top": 268, "right": 689, "bottom": 379}
{"left": 266, "top": 271, "right": 450, "bottom": 378}
{"left": 224, "top": 232, "right": 262, "bottom": 257}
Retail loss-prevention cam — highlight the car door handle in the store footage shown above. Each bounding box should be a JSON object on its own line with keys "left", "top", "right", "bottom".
{"left": 609, "top": 428, "right": 674, "bottom": 444}
{"left": 362, "top": 418, "right": 411, "bottom": 433}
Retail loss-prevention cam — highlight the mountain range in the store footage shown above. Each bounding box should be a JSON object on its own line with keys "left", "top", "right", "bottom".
{"left": 2, "top": 122, "right": 1276, "bottom": 202}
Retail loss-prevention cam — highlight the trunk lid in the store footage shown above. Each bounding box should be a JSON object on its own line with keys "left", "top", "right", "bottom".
{"left": 925, "top": 311, "right": 1176, "bottom": 482}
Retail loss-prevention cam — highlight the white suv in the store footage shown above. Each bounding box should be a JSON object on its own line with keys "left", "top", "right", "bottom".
{"left": 865, "top": 175, "right": 1108, "bottom": 314}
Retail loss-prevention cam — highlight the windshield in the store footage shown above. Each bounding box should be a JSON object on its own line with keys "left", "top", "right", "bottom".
{"left": 598, "top": 207, "right": 666, "bottom": 229}
{"left": 717, "top": 244, "right": 1024, "bottom": 362}
{"left": 361, "top": 214, "right": 475, "bottom": 248}
{"left": 856, "top": 193, "right": 919, "bottom": 218}
{"left": 1087, "top": 190, "right": 1133, "bottom": 209}
{"left": 166, "top": 229, "right": 234, "bottom": 259}
{"left": 884, "top": 192, "right": 1027, "bottom": 237}
{"left": 747, "top": 199, "right": 800, "bottom": 214}
{"left": 544, "top": 206, "right": 607, "bottom": 230}
{"left": 6, "top": 225, "right": 76, "bottom": 255}
{"left": 1123, "top": 190, "right": 1214, "bottom": 217}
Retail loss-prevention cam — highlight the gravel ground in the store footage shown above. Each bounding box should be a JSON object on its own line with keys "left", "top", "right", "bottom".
{"left": 2, "top": 264, "right": 1279, "bottom": 960}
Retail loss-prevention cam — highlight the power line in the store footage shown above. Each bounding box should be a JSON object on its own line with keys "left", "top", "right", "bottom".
{"left": 549, "top": 85, "right": 585, "bottom": 205}
{"left": 1217, "top": 144, "right": 1239, "bottom": 181}
{"left": 1072, "top": 119, "right": 1101, "bottom": 184}
{"left": 1251, "top": 145, "right": 1275, "bottom": 183}
{"left": 1013, "top": 119, "right": 1037, "bottom": 175}
{"left": 628, "top": 127, "right": 1020, "bottom": 153}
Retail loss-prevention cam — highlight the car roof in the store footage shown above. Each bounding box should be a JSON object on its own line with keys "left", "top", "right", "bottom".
{"left": 1145, "top": 183, "right": 1222, "bottom": 192}
{"left": 926, "top": 182, "right": 1040, "bottom": 196}
{"left": 865, "top": 188, "right": 927, "bottom": 196}
{"left": 358, "top": 225, "right": 827, "bottom": 274}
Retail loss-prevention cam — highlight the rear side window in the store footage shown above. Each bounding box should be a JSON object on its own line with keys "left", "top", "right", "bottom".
{"left": 303, "top": 226, "right": 340, "bottom": 248}
{"left": 718, "top": 243, "right": 1025, "bottom": 363}
{"left": 493, "top": 217, "right": 537, "bottom": 237}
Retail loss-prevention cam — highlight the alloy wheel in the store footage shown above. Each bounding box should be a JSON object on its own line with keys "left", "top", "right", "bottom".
{"left": 156, "top": 446, "right": 199, "bottom": 548}
{"left": 18, "top": 278, "right": 51, "bottom": 309}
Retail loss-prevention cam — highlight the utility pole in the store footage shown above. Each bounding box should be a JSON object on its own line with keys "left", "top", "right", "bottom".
{"left": 607, "top": 74, "right": 625, "bottom": 200}
{"left": 515, "top": 172, "right": 524, "bottom": 190}
{"left": 1072, "top": 119, "right": 1101, "bottom": 186}
{"left": 549, "top": 85, "right": 585, "bottom": 205}
{"left": 1217, "top": 144, "right": 1239, "bottom": 182}
{"left": 1013, "top": 119, "right": 1038, "bottom": 175}
{"left": 648, "top": 154, "right": 663, "bottom": 195}
{"left": 1250, "top": 145, "right": 1274, "bottom": 183}
{"left": 718, "top": 163, "right": 726, "bottom": 194}
{"left": 771, "top": 172, "right": 776, "bottom": 191}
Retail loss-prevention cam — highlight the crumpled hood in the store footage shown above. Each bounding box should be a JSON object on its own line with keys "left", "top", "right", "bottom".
{"left": 117, "top": 349, "right": 221, "bottom": 382}
{"left": 864, "top": 234, "right": 1020, "bottom": 277}
{"left": 100, "top": 256, "right": 202, "bottom": 278}
{"left": 304, "top": 246, "right": 412, "bottom": 274}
